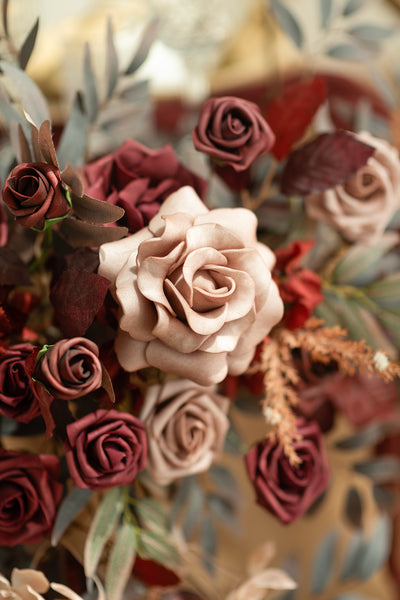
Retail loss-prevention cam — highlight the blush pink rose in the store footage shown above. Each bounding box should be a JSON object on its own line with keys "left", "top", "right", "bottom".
{"left": 305, "top": 132, "right": 400, "bottom": 244}
{"left": 98, "top": 186, "right": 283, "bottom": 386}
{"left": 140, "top": 378, "right": 229, "bottom": 485}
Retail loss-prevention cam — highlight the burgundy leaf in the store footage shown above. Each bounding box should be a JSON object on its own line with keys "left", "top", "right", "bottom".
{"left": 265, "top": 76, "right": 327, "bottom": 160}
{"left": 281, "top": 130, "right": 375, "bottom": 195}
{"left": 0, "top": 248, "right": 31, "bottom": 286}
{"left": 50, "top": 269, "right": 110, "bottom": 337}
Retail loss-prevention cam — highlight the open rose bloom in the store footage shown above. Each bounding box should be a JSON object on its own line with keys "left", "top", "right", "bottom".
{"left": 99, "top": 186, "right": 283, "bottom": 386}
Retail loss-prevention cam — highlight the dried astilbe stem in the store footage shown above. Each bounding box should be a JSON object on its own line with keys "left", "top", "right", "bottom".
{"left": 254, "top": 337, "right": 302, "bottom": 466}
{"left": 280, "top": 317, "right": 400, "bottom": 382}
{"left": 250, "top": 318, "right": 400, "bottom": 466}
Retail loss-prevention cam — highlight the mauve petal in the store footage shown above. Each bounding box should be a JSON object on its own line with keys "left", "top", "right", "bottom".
{"left": 185, "top": 222, "right": 244, "bottom": 254}
{"left": 152, "top": 304, "right": 205, "bottom": 353}
{"left": 117, "top": 261, "right": 157, "bottom": 341}
{"left": 137, "top": 243, "right": 186, "bottom": 309}
{"left": 148, "top": 186, "right": 208, "bottom": 236}
{"left": 99, "top": 227, "right": 152, "bottom": 285}
{"left": 115, "top": 332, "right": 149, "bottom": 372}
{"left": 146, "top": 340, "right": 228, "bottom": 386}
{"left": 200, "top": 307, "right": 256, "bottom": 353}
{"left": 194, "top": 207, "right": 258, "bottom": 248}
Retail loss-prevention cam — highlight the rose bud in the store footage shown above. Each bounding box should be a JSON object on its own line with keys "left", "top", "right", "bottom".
{"left": 34, "top": 337, "right": 102, "bottom": 400}
{"left": 0, "top": 343, "right": 41, "bottom": 423}
{"left": 0, "top": 449, "right": 62, "bottom": 546}
{"left": 3, "top": 162, "right": 70, "bottom": 230}
{"left": 64, "top": 409, "right": 147, "bottom": 490}
{"left": 245, "top": 418, "right": 330, "bottom": 524}
{"left": 192, "top": 96, "right": 275, "bottom": 171}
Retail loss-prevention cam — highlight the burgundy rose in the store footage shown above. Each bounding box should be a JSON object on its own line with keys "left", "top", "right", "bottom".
{"left": 192, "top": 96, "right": 275, "bottom": 172}
{"left": 274, "top": 241, "right": 323, "bottom": 330}
{"left": 245, "top": 419, "right": 330, "bottom": 524}
{"left": 34, "top": 337, "right": 102, "bottom": 400}
{"left": 3, "top": 163, "right": 70, "bottom": 230}
{"left": 0, "top": 344, "right": 41, "bottom": 423}
{"left": 64, "top": 409, "right": 147, "bottom": 490}
{"left": 83, "top": 140, "right": 208, "bottom": 234}
{"left": 0, "top": 449, "right": 62, "bottom": 546}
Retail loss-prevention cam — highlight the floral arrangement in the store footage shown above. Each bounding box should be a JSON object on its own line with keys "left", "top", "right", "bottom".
{"left": 1, "top": 1, "right": 400, "bottom": 599}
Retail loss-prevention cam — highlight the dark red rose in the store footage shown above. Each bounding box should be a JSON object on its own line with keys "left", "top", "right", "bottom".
{"left": 83, "top": 140, "right": 208, "bottom": 234}
{"left": 3, "top": 162, "right": 70, "bottom": 230}
{"left": 34, "top": 337, "right": 102, "bottom": 400}
{"left": 0, "top": 449, "right": 62, "bottom": 546}
{"left": 192, "top": 96, "right": 275, "bottom": 172}
{"left": 0, "top": 343, "right": 41, "bottom": 423}
{"left": 64, "top": 409, "right": 147, "bottom": 490}
{"left": 0, "top": 201, "right": 7, "bottom": 246}
{"left": 245, "top": 418, "right": 330, "bottom": 524}
{"left": 328, "top": 373, "right": 398, "bottom": 428}
{"left": 274, "top": 241, "right": 323, "bottom": 330}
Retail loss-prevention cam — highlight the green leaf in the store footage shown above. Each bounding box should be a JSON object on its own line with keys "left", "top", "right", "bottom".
{"left": 320, "top": 0, "right": 333, "bottom": 28}
{"left": 200, "top": 516, "right": 217, "bottom": 575}
{"left": 138, "top": 529, "right": 179, "bottom": 566}
{"left": 269, "top": 0, "right": 303, "bottom": 48}
{"left": 0, "top": 61, "right": 50, "bottom": 126}
{"left": 170, "top": 476, "right": 196, "bottom": 527}
{"left": 336, "top": 420, "right": 400, "bottom": 451}
{"left": 105, "top": 522, "right": 137, "bottom": 600}
{"left": 18, "top": 17, "right": 39, "bottom": 70}
{"left": 124, "top": 18, "right": 158, "bottom": 75}
{"left": 349, "top": 24, "right": 395, "bottom": 44}
{"left": 52, "top": 487, "right": 93, "bottom": 546}
{"left": 332, "top": 235, "right": 398, "bottom": 286}
{"left": 342, "top": 0, "right": 365, "bottom": 16}
{"left": 377, "top": 309, "right": 400, "bottom": 348}
{"left": 310, "top": 530, "right": 338, "bottom": 593}
{"left": 326, "top": 43, "right": 368, "bottom": 61}
{"left": 84, "top": 487, "right": 123, "bottom": 578}
{"left": 182, "top": 485, "right": 204, "bottom": 540}
{"left": 119, "top": 79, "right": 149, "bottom": 103}
{"left": 358, "top": 514, "right": 392, "bottom": 580}
{"left": 57, "top": 91, "right": 88, "bottom": 169}
{"left": 134, "top": 497, "right": 169, "bottom": 533}
{"left": 105, "top": 19, "right": 119, "bottom": 101}
{"left": 340, "top": 531, "right": 365, "bottom": 580}
{"left": 354, "top": 456, "right": 400, "bottom": 483}
{"left": 83, "top": 43, "right": 99, "bottom": 123}
{"left": 207, "top": 494, "right": 237, "bottom": 530}
{"left": 344, "top": 487, "right": 363, "bottom": 529}
{"left": 365, "top": 274, "right": 400, "bottom": 310}
{"left": 2, "top": 0, "right": 9, "bottom": 36}
{"left": 210, "top": 466, "right": 239, "bottom": 504}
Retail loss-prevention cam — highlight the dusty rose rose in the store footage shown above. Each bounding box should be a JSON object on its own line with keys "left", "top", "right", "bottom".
{"left": 305, "top": 132, "right": 400, "bottom": 244}
{"left": 34, "top": 337, "right": 102, "bottom": 400}
{"left": 192, "top": 96, "right": 275, "bottom": 171}
{"left": 0, "top": 569, "right": 50, "bottom": 600}
{"left": 83, "top": 140, "right": 208, "bottom": 233}
{"left": 0, "top": 344, "right": 41, "bottom": 423}
{"left": 140, "top": 379, "right": 229, "bottom": 485}
{"left": 3, "top": 163, "right": 70, "bottom": 230}
{"left": 64, "top": 409, "right": 147, "bottom": 490}
{"left": 98, "top": 186, "right": 283, "bottom": 386}
{"left": 245, "top": 419, "right": 330, "bottom": 524}
{"left": 0, "top": 202, "right": 7, "bottom": 246}
{"left": 0, "top": 449, "right": 62, "bottom": 546}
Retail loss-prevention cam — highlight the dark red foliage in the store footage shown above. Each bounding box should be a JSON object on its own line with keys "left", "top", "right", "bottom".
{"left": 133, "top": 556, "right": 181, "bottom": 587}
{"left": 264, "top": 76, "right": 327, "bottom": 160}
{"left": 281, "top": 131, "right": 375, "bottom": 196}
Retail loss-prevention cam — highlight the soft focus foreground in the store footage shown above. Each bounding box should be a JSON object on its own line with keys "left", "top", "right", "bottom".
{"left": 1, "top": 1, "right": 400, "bottom": 600}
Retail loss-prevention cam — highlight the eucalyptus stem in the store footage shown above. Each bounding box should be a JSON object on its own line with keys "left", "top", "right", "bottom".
{"left": 29, "top": 227, "right": 53, "bottom": 274}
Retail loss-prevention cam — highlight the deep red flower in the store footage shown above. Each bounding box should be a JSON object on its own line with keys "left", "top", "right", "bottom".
{"left": 274, "top": 241, "right": 323, "bottom": 329}
{"left": 64, "top": 409, "right": 147, "bottom": 490}
{"left": 0, "top": 449, "right": 62, "bottom": 546}
{"left": 83, "top": 140, "right": 208, "bottom": 234}
{"left": 245, "top": 418, "right": 330, "bottom": 524}
{"left": 0, "top": 343, "right": 41, "bottom": 423}
{"left": 3, "top": 162, "right": 70, "bottom": 230}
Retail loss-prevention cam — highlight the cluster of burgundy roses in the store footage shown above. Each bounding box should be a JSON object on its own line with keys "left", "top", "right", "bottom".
{"left": 1, "top": 91, "right": 397, "bottom": 554}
